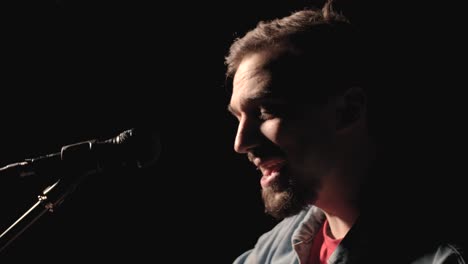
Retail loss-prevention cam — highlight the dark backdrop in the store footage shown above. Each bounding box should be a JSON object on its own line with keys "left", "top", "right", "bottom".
{"left": 1, "top": 0, "right": 466, "bottom": 262}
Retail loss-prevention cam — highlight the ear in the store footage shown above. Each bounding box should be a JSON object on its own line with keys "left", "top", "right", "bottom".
{"left": 335, "top": 87, "right": 366, "bottom": 132}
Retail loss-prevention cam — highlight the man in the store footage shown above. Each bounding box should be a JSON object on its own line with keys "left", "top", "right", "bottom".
{"left": 225, "top": 2, "right": 465, "bottom": 264}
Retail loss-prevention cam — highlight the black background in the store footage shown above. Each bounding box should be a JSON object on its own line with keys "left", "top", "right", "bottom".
{"left": 1, "top": 0, "right": 466, "bottom": 262}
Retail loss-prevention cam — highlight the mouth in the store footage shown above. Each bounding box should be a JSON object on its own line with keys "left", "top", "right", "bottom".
{"left": 255, "top": 158, "right": 287, "bottom": 189}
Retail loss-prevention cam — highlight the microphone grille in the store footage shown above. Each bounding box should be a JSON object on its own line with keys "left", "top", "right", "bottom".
{"left": 115, "top": 128, "right": 161, "bottom": 169}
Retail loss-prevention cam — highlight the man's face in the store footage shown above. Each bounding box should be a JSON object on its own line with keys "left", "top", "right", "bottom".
{"left": 228, "top": 50, "right": 338, "bottom": 219}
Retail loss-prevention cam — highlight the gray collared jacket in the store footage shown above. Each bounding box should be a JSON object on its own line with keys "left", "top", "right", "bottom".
{"left": 233, "top": 206, "right": 465, "bottom": 264}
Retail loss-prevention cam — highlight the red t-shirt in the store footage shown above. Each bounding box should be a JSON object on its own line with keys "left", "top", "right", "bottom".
{"left": 308, "top": 220, "right": 343, "bottom": 264}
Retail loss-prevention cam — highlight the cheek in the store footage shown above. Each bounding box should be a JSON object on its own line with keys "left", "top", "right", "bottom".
{"left": 258, "top": 119, "right": 305, "bottom": 149}
{"left": 259, "top": 119, "right": 283, "bottom": 143}
{"left": 282, "top": 121, "right": 336, "bottom": 172}
{"left": 258, "top": 117, "right": 335, "bottom": 165}
{"left": 260, "top": 119, "right": 314, "bottom": 162}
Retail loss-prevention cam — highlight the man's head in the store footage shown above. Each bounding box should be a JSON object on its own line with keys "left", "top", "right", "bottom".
{"left": 226, "top": 6, "right": 374, "bottom": 219}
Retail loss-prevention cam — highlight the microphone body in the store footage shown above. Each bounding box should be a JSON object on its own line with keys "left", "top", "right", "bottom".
{"left": 0, "top": 128, "right": 160, "bottom": 180}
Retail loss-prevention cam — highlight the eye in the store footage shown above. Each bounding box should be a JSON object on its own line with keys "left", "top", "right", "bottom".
{"left": 258, "top": 104, "right": 282, "bottom": 121}
{"left": 259, "top": 108, "right": 274, "bottom": 121}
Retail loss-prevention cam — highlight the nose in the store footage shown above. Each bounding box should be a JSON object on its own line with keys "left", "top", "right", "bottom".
{"left": 234, "top": 116, "right": 260, "bottom": 153}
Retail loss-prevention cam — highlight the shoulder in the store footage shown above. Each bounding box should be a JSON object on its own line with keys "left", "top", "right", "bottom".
{"left": 410, "top": 243, "right": 466, "bottom": 264}
{"left": 233, "top": 206, "right": 323, "bottom": 264}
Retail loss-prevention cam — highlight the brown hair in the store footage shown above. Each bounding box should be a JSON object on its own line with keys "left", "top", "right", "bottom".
{"left": 225, "top": 2, "right": 351, "bottom": 76}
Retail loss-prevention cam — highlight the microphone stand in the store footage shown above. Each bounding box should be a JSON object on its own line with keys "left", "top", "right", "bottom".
{"left": 0, "top": 172, "right": 87, "bottom": 254}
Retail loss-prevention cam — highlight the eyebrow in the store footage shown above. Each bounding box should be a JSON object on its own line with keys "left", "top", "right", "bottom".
{"left": 227, "top": 91, "right": 282, "bottom": 116}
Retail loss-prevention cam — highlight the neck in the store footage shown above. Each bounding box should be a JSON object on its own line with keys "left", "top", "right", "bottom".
{"left": 316, "top": 132, "right": 374, "bottom": 239}
{"left": 314, "top": 164, "right": 362, "bottom": 239}
{"left": 322, "top": 207, "right": 359, "bottom": 239}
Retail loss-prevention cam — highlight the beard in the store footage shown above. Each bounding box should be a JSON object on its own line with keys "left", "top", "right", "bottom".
{"left": 261, "top": 174, "right": 315, "bottom": 219}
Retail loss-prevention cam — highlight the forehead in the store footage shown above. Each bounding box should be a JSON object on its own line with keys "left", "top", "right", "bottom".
{"left": 232, "top": 52, "right": 273, "bottom": 99}
{"left": 231, "top": 48, "right": 310, "bottom": 107}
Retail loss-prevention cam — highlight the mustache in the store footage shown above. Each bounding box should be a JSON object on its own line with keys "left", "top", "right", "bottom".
{"left": 247, "top": 145, "right": 286, "bottom": 163}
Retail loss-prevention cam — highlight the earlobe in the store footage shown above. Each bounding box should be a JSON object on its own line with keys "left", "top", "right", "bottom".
{"left": 335, "top": 87, "right": 366, "bottom": 131}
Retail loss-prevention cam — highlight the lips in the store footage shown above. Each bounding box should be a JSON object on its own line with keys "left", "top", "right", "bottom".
{"left": 254, "top": 158, "right": 286, "bottom": 188}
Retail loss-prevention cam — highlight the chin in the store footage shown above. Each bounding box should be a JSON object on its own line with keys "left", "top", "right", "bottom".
{"left": 262, "top": 185, "right": 310, "bottom": 219}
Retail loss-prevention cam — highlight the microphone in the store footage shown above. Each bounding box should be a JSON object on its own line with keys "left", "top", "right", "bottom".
{"left": 0, "top": 128, "right": 161, "bottom": 181}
